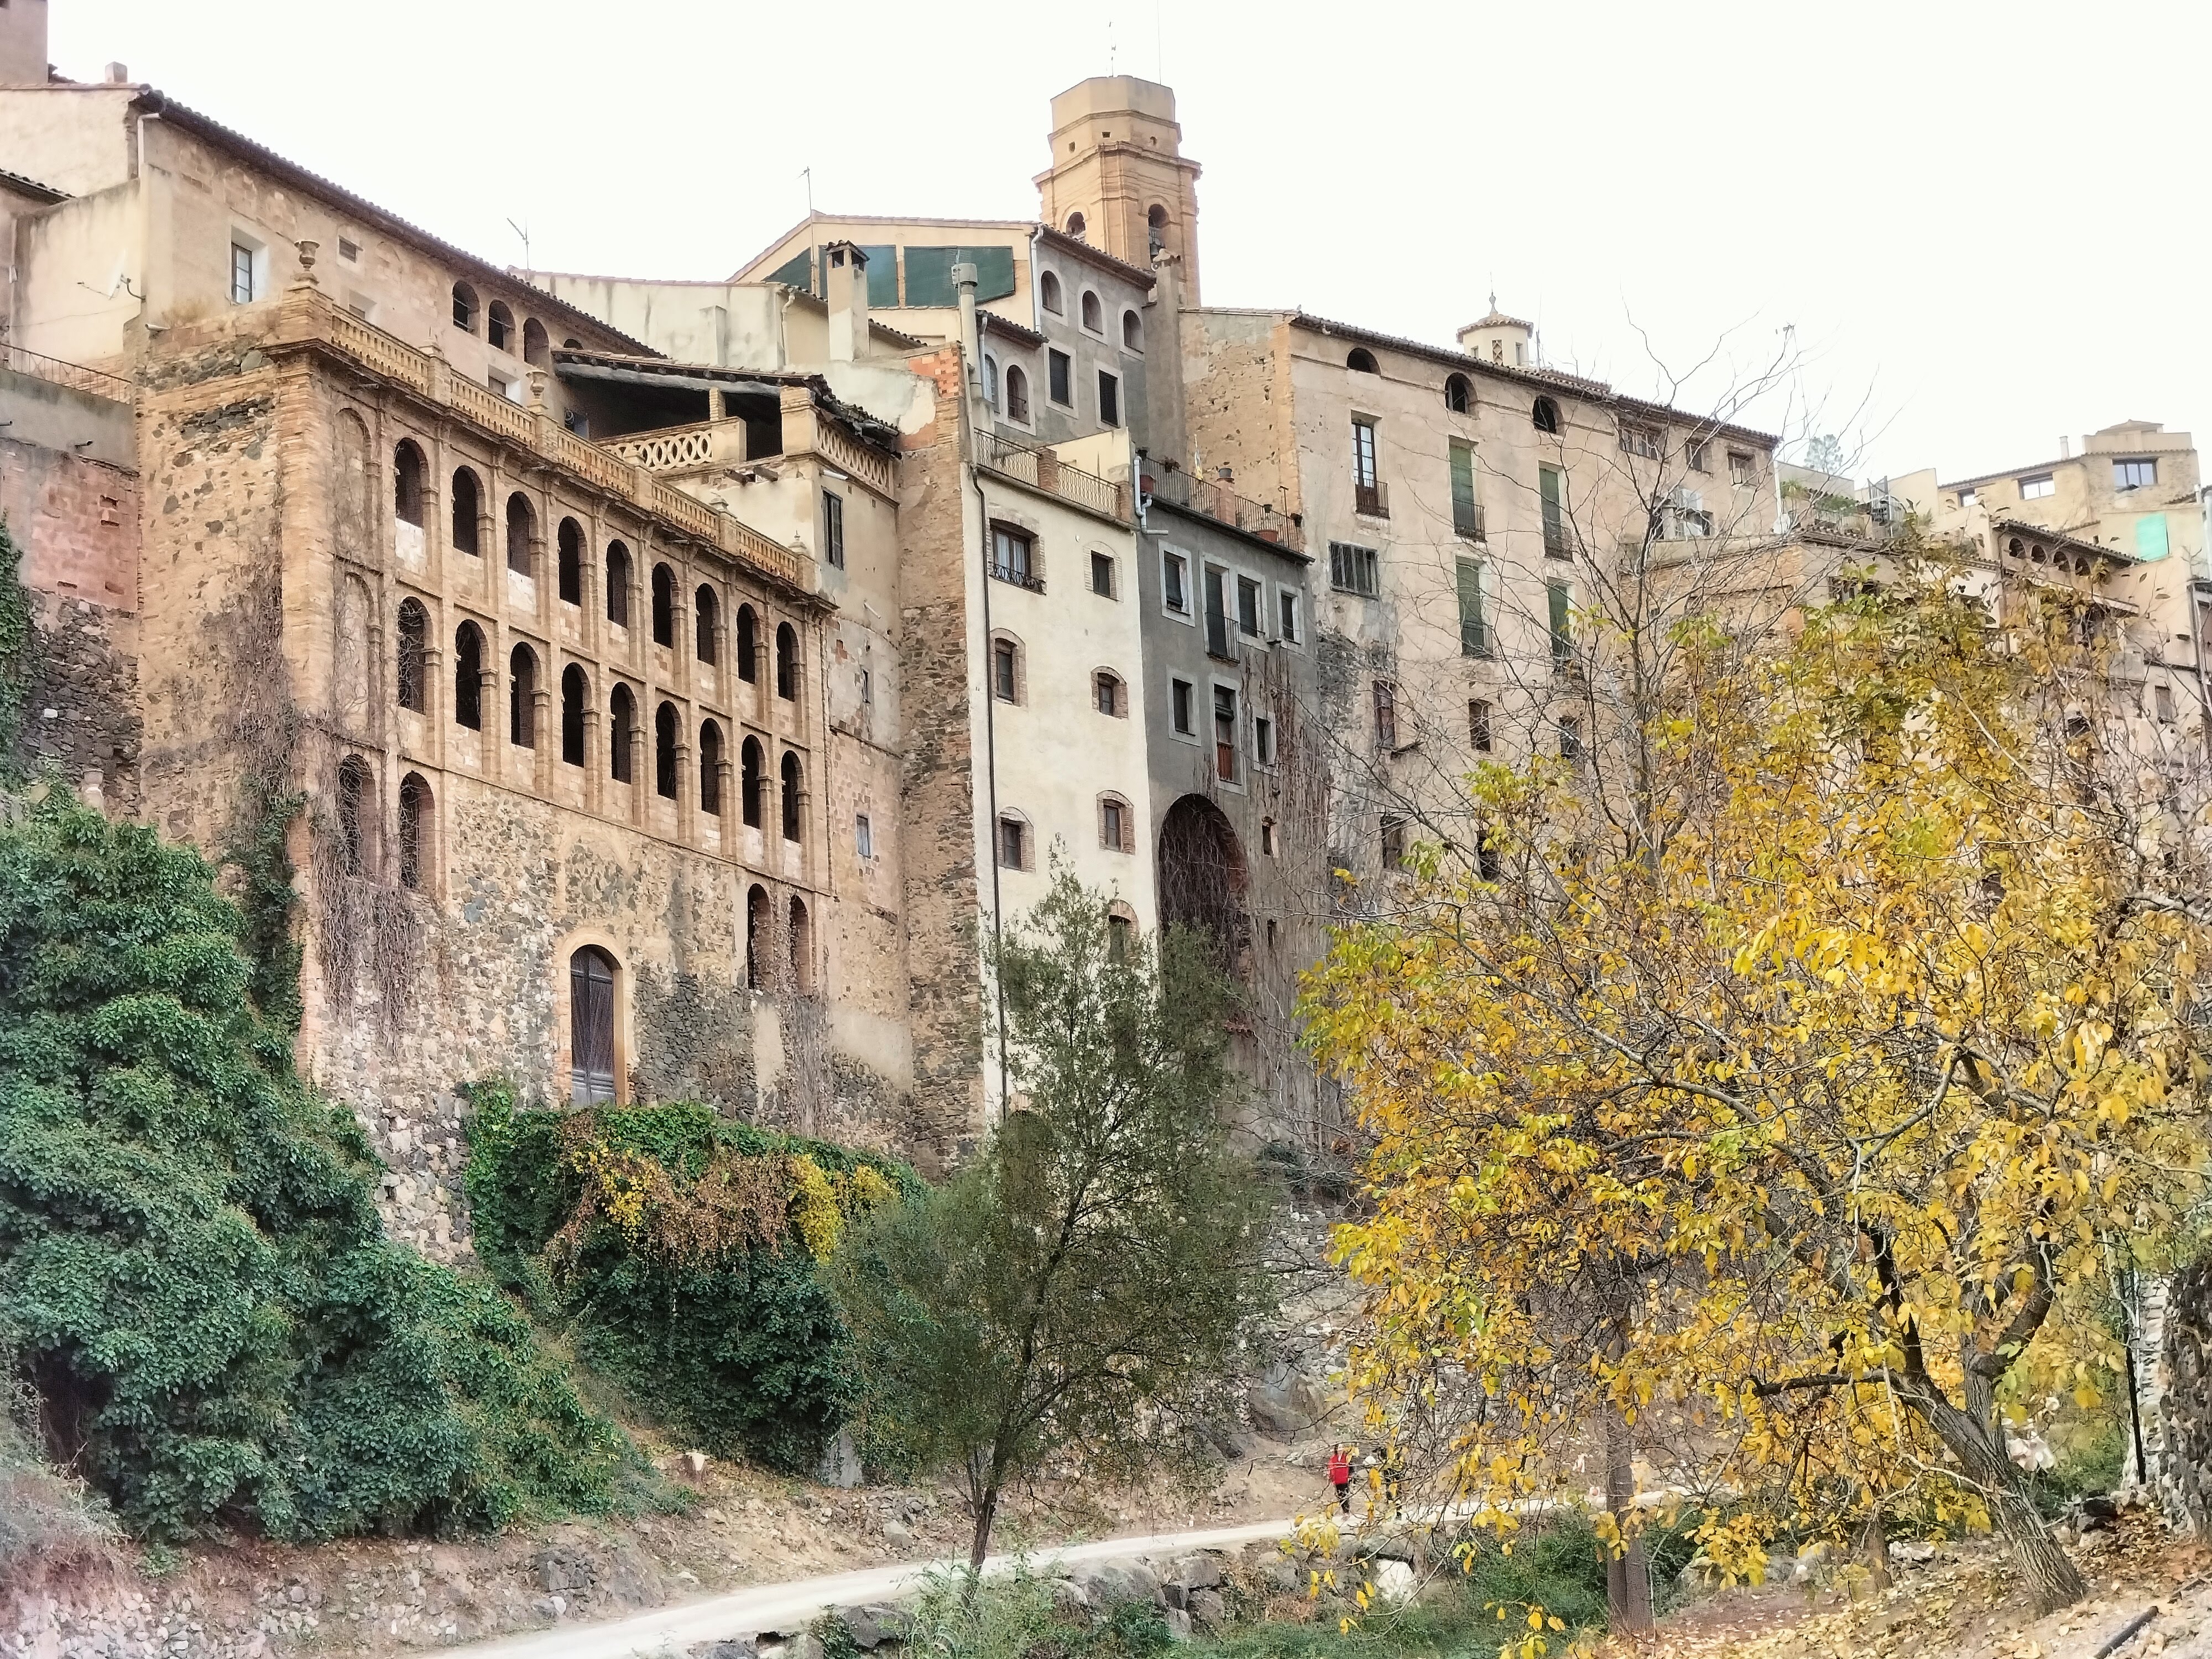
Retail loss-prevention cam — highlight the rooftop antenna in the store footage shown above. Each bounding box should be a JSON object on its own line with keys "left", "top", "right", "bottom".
{"left": 508, "top": 218, "right": 531, "bottom": 281}
{"left": 802, "top": 168, "right": 819, "bottom": 298}
{"left": 1108, "top": 18, "right": 1116, "bottom": 73}
{"left": 1156, "top": 0, "right": 1163, "bottom": 78}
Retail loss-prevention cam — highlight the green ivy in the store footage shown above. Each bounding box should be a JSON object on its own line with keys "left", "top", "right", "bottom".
{"left": 0, "top": 517, "right": 32, "bottom": 775}
{"left": 463, "top": 1089, "right": 921, "bottom": 1473}
{"left": 0, "top": 797, "right": 634, "bottom": 1540}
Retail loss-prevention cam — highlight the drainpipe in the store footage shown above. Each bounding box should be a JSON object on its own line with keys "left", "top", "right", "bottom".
{"left": 954, "top": 260, "right": 1012, "bottom": 1128}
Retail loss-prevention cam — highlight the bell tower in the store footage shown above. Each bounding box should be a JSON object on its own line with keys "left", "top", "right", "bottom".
{"left": 1035, "top": 75, "right": 1202, "bottom": 304}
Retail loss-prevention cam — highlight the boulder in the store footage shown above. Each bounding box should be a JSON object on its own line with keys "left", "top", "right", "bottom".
{"left": 1887, "top": 1540, "right": 1937, "bottom": 1564}
{"left": 1162, "top": 1609, "right": 1192, "bottom": 1643}
{"left": 702, "top": 1642, "right": 758, "bottom": 1659}
{"left": 1048, "top": 1578, "right": 1092, "bottom": 1616}
{"left": 1167, "top": 1554, "right": 1222, "bottom": 1592}
{"left": 817, "top": 1429, "right": 863, "bottom": 1490}
{"left": 1072, "top": 1560, "right": 1162, "bottom": 1609}
{"left": 534, "top": 1550, "right": 594, "bottom": 1595}
{"left": 1246, "top": 1364, "right": 1331, "bottom": 1436}
{"left": 1187, "top": 1590, "right": 1225, "bottom": 1627}
{"left": 881, "top": 1520, "right": 914, "bottom": 1550}
{"left": 1369, "top": 1561, "right": 1416, "bottom": 1606}
{"left": 831, "top": 1605, "right": 908, "bottom": 1651}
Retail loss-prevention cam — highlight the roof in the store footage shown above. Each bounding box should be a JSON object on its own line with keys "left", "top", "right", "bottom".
{"left": 550, "top": 348, "right": 901, "bottom": 452}
{"left": 731, "top": 212, "right": 1036, "bottom": 284}
{"left": 129, "top": 89, "right": 661, "bottom": 358}
{"left": 0, "top": 165, "right": 66, "bottom": 204}
{"left": 1943, "top": 458, "right": 2072, "bottom": 492}
{"left": 1145, "top": 492, "right": 1311, "bottom": 563}
{"left": 1460, "top": 307, "right": 1533, "bottom": 333}
{"left": 1280, "top": 310, "right": 1779, "bottom": 448}
{"left": 1031, "top": 225, "right": 1156, "bottom": 289}
{"left": 979, "top": 310, "right": 1046, "bottom": 347}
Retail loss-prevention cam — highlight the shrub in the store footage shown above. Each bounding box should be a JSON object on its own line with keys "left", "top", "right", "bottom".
{"left": 463, "top": 1090, "right": 918, "bottom": 1472}
{"left": 0, "top": 798, "right": 629, "bottom": 1540}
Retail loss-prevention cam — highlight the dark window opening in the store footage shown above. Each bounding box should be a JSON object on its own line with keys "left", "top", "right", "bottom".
{"left": 1048, "top": 349, "right": 1072, "bottom": 406}
{"left": 609, "top": 685, "right": 635, "bottom": 783}
{"left": 781, "top": 750, "right": 802, "bottom": 841}
{"left": 1095, "top": 671, "right": 1121, "bottom": 716}
{"left": 822, "top": 492, "right": 845, "bottom": 570}
{"left": 696, "top": 583, "right": 720, "bottom": 663}
{"left": 776, "top": 622, "right": 799, "bottom": 700}
{"left": 1445, "top": 373, "right": 1472, "bottom": 415}
{"left": 1374, "top": 680, "right": 1398, "bottom": 750}
{"left": 999, "top": 815, "right": 1027, "bottom": 869}
{"left": 453, "top": 622, "right": 483, "bottom": 729}
{"left": 1237, "top": 575, "right": 1261, "bottom": 636}
{"left": 737, "top": 605, "right": 759, "bottom": 683}
{"left": 1469, "top": 698, "right": 1493, "bottom": 753}
{"left": 487, "top": 300, "right": 514, "bottom": 352}
{"left": 788, "top": 897, "right": 813, "bottom": 992}
{"left": 992, "top": 525, "right": 1038, "bottom": 588}
{"left": 1041, "top": 272, "right": 1063, "bottom": 313}
{"left": 1005, "top": 365, "right": 1030, "bottom": 423}
{"left": 1381, "top": 814, "right": 1406, "bottom": 869}
{"left": 651, "top": 563, "right": 675, "bottom": 646}
{"left": 654, "top": 702, "right": 679, "bottom": 799}
{"left": 397, "top": 598, "right": 428, "bottom": 712}
{"left": 741, "top": 736, "right": 764, "bottom": 827}
{"left": 1214, "top": 686, "right": 1238, "bottom": 782}
{"left": 450, "top": 468, "right": 481, "bottom": 555}
{"left": 746, "top": 885, "right": 770, "bottom": 989}
{"left": 561, "top": 664, "right": 587, "bottom": 766}
{"left": 398, "top": 773, "right": 429, "bottom": 891}
{"left": 1203, "top": 566, "right": 1230, "bottom": 658}
{"left": 451, "top": 282, "right": 478, "bottom": 333}
{"left": 606, "top": 541, "right": 633, "bottom": 626}
{"left": 394, "top": 441, "right": 425, "bottom": 527}
{"left": 1081, "top": 290, "right": 1102, "bottom": 332}
{"left": 1171, "top": 677, "right": 1193, "bottom": 735}
{"left": 1098, "top": 370, "right": 1120, "bottom": 427}
{"left": 521, "top": 317, "right": 549, "bottom": 368}
{"left": 557, "top": 518, "right": 583, "bottom": 605}
{"left": 337, "top": 755, "right": 369, "bottom": 877}
{"left": 509, "top": 644, "right": 538, "bottom": 747}
{"left": 993, "top": 638, "right": 1019, "bottom": 703}
{"left": 699, "top": 719, "right": 724, "bottom": 815}
{"left": 1532, "top": 395, "right": 1561, "bottom": 435}
{"left": 1091, "top": 551, "right": 1115, "bottom": 597}
{"left": 1347, "top": 347, "right": 1380, "bottom": 374}
{"left": 1123, "top": 309, "right": 1142, "bottom": 351}
{"left": 505, "top": 492, "right": 535, "bottom": 576}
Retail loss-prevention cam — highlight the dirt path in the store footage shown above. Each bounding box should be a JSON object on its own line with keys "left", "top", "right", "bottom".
{"left": 417, "top": 1517, "right": 1302, "bottom": 1659}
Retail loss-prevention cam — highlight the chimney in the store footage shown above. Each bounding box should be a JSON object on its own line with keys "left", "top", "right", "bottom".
{"left": 952, "top": 260, "right": 982, "bottom": 414}
{"left": 2059, "top": 435, "right": 2070, "bottom": 458}
{"left": 103, "top": 61, "right": 128, "bottom": 83}
{"left": 823, "top": 241, "right": 869, "bottom": 364}
{"left": 0, "top": 0, "right": 50, "bottom": 86}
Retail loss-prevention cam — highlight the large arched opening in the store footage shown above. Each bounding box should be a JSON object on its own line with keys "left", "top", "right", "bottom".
{"left": 1157, "top": 794, "right": 1250, "bottom": 981}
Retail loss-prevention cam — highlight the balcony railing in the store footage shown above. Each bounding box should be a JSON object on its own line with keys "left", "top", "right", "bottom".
{"left": 1141, "top": 467, "right": 1303, "bottom": 552}
{"left": 1454, "top": 501, "right": 1486, "bottom": 541}
{"left": 1354, "top": 480, "right": 1390, "bottom": 519}
{"left": 2, "top": 342, "right": 134, "bottom": 403}
{"left": 976, "top": 429, "right": 1130, "bottom": 525}
{"left": 273, "top": 290, "right": 812, "bottom": 593}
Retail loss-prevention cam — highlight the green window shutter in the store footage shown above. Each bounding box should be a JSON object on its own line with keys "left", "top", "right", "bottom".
{"left": 1548, "top": 581, "right": 1572, "bottom": 663}
{"left": 1456, "top": 557, "right": 1488, "bottom": 656}
{"left": 1450, "top": 442, "right": 1479, "bottom": 539}
{"left": 766, "top": 251, "right": 813, "bottom": 293}
{"left": 2136, "top": 514, "right": 2171, "bottom": 560}
{"left": 1540, "top": 466, "right": 1566, "bottom": 556}
{"left": 859, "top": 246, "right": 899, "bottom": 307}
{"left": 902, "top": 246, "right": 1018, "bottom": 307}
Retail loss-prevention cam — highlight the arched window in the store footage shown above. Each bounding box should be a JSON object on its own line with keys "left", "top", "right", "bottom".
{"left": 605, "top": 540, "right": 632, "bottom": 627}
{"left": 398, "top": 771, "right": 431, "bottom": 892}
{"left": 509, "top": 644, "right": 538, "bottom": 747}
{"left": 505, "top": 492, "right": 535, "bottom": 576}
{"left": 745, "top": 884, "right": 770, "bottom": 989}
{"left": 337, "top": 755, "right": 371, "bottom": 877}
{"left": 992, "top": 633, "right": 1023, "bottom": 705}
{"left": 1065, "top": 211, "right": 1086, "bottom": 239}
{"left": 1080, "top": 290, "right": 1102, "bottom": 333}
{"left": 394, "top": 441, "right": 425, "bottom": 528}
{"left": 568, "top": 946, "right": 618, "bottom": 1105}
{"left": 521, "top": 317, "right": 550, "bottom": 368}
{"left": 983, "top": 353, "right": 1000, "bottom": 412}
{"left": 1004, "top": 364, "right": 1030, "bottom": 424}
{"left": 1347, "top": 347, "right": 1380, "bottom": 374}
{"left": 561, "top": 664, "right": 587, "bottom": 766}
{"left": 486, "top": 300, "right": 514, "bottom": 352}
{"left": 1445, "top": 373, "right": 1472, "bottom": 415}
{"left": 651, "top": 563, "right": 675, "bottom": 648}
{"left": 654, "top": 701, "right": 679, "bottom": 799}
{"left": 609, "top": 684, "right": 635, "bottom": 783}
{"left": 787, "top": 895, "right": 813, "bottom": 992}
{"left": 451, "top": 282, "right": 478, "bottom": 333}
{"left": 1123, "top": 309, "right": 1142, "bottom": 351}
{"left": 1040, "top": 270, "right": 1063, "bottom": 314}
{"left": 699, "top": 719, "right": 724, "bottom": 815}
{"left": 780, "top": 750, "right": 803, "bottom": 841}
{"left": 695, "top": 583, "right": 719, "bottom": 664}
{"left": 453, "top": 620, "right": 483, "bottom": 729}
{"left": 1099, "top": 792, "right": 1134, "bottom": 853}
{"left": 1147, "top": 204, "right": 1170, "bottom": 256}
{"left": 557, "top": 518, "right": 583, "bottom": 606}
{"left": 1532, "top": 396, "right": 1561, "bottom": 435}
{"left": 450, "top": 467, "right": 481, "bottom": 555}
{"left": 775, "top": 623, "right": 798, "bottom": 701}
{"left": 1093, "top": 669, "right": 1123, "bottom": 717}
{"left": 736, "top": 605, "right": 759, "bottom": 684}
{"left": 397, "top": 597, "right": 428, "bottom": 712}
{"left": 740, "top": 735, "right": 765, "bottom": 828}
{"left": 997, "top": 811, "right": 1030, "bottom": 870}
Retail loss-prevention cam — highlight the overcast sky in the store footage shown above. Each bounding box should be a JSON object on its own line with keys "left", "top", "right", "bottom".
{"left": 51, "top": 0, "right": 2210, "bottom": 486}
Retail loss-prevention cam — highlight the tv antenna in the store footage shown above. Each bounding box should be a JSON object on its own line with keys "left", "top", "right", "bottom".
{"left": 507, "top": 218, "right": 532, "bottom": 280}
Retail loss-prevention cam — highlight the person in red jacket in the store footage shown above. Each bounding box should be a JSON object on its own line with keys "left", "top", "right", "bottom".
{"left": 1327, "top": 1445, "right": 1353, "bottom": 1514}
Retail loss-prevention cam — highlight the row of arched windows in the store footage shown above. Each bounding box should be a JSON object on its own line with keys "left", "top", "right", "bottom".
{"left": 1034, "top": 270, "right": 1142, "bottom": 351}
{"left": 1340, "top": 346, "right": 1561, "bottom": 430}
{"left": 431, "top": 619, "right": 806, "bottom": 831}
{"left": 450, "top": 283, "right": 559, "bottom": 367}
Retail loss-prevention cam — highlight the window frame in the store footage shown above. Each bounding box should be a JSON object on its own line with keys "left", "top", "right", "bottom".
{"left": 1097, "top": 369, "right": 1121, "bottom": 429}
{"left": 822, "top": 489, "right": 846, "bottom": 570}
{"left": 1160, "top": 547, "right": 1193, "bottom": 619}
{"left": 2020, "top": 473, "right": 2056, "bottom": 500}
{"left": 1090, "top": 550, "right": 1117, "bottom": 598}
{"left": 228, "top": 231, "right": 268, "bottom": 305}
{"left": 856, "top": 812, "right": 874, "bottom": 859}
{"left": 1170, "top": 676, "right": 1197, "bottom": 739}
{"left": 1328, "top": 540, "right": 1380, "bottom": 599}
{"left": 1211, "top": 681, "right": 1241, "bottom": 786}
{"left": 1469, "top": 697, "right": 1493, "bottom": 753}
{"left": 1276, "top": 587, "right": 1302, "bottom": 645}
{"left": 1047, "top": 348, "right": 1073, "bottom": 407}
{"left": 990, "top": 523, "right": 1041, "bottom": 591}
{"left": 2115, "top": 457, "right": 2158, "bottom": 491}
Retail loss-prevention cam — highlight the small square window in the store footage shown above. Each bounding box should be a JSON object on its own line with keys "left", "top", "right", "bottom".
{"left": 855, "top": 814, "right": 874, "bottom": 858}
{"left": 1686, "top": 440, "right": 1710, "bottom": 472}
{"left": 1728, "top": 451, "right": 1756, "bottom": 487}
{"left": 1091, "top": 551, "right": 1115, "bottom": 597}
{"left": 1958, "top": 487, "right": 1979, "bottom": 508}
{"left": 2115, "top": 458, "right": 2157, "bottom": 490}
{"left": 1171, "top": 677, "right": 1194, "bottom": 736}
{"left": 337, "top": 237, "right": 361, "bottom": 263}
{"left": 2020, "top": 474, "right": 2056, "bottom": 499}
{"left": 1329, "top": 541, "right": 1380, "bottom": 598}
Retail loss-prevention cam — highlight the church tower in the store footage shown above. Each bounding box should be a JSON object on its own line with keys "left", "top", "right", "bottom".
{"left": 1035, "top": 76, "right": 1202, "bottom": 304}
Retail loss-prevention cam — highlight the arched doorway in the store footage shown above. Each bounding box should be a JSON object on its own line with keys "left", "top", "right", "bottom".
{"left": 1157, "top": 794, "right": 1250, "bottom": 980}
{"left": 570, "top": 945, "right": 618, "bottom": 1104}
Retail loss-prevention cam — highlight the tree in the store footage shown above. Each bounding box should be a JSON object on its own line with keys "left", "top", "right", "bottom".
{"left": 1303, "top": 572, "right": 2210, "bottom": 1616}
{"left": 830, "top": 869, "right": 1271, "bottom": 1568}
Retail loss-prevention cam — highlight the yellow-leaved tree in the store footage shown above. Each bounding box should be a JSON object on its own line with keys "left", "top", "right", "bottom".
{"left": 1304, "top": 567, "right": 2209, "bottom": 1618}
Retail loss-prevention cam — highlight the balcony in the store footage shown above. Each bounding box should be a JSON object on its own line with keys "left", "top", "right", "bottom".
{"left": 606, "top": 395, "right": 898, "bottom": 501}
{"left": 265, "top": 289, "right": 813, "bottom": 593}
{"left": 1354, "top": 480, "right": 1390, "bottom": 520}
{"left": 3, "top": 343, "right": 133, "bottom": 403}
{"left": 1141, "top": 467, "right": 1303, "bottom": 552}
{"left": 1454, "top": 501, "right": 1486, "bottom": 542}
{"left": 975, "top": 429, "right": 1130, "bottom": 525}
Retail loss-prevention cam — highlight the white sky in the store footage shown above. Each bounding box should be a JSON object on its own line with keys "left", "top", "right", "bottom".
{"left": 51, "top": 0, "right": 2211, "bottom": 486}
